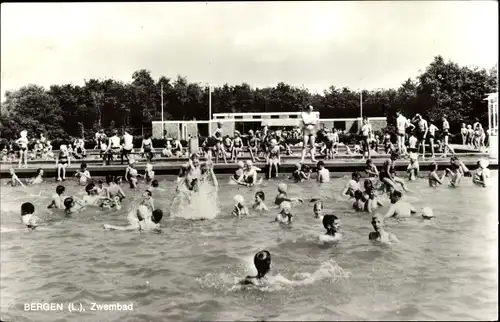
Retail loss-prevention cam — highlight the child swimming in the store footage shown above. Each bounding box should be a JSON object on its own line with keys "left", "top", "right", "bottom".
{"left": 63, "top": 196, "right": 86, "bottom": 214}
{"left": 145, "top": 163, "right": 155, "bottom": 184}
{"left": 407, "top": 153, "right": 419, "bottom": 181}
{"left": 239, "top": 250, "right": 271, "bottom": 286}
{"left": 47, "top": 185, "right": 66, "bottom": 209}
{"left": 104, "top": 205, "right": 163, "bottom": 232}
{"left": 252, "top": 191, "right": 269, "bottom": 212}
{"left": 316, "top": 161, "right": 330, "bottom": 183}
{"left": 364, "top": 190, "right": 384, "bottom": 213}
{"left": 82, "top": 183, "right": 115, "bottom": 208}
{"left": 341, "top": 171, "right": 361, "bottom": 198}
{"left": 352, "top": 190, "right": 366, "bottom": 212}
{"left": 274, "top": 183, "right": 304, "bottom": 206}
{"left": 313, "top": 201, "right": 324, "bottom": 220}
{"left": 428, "top": 162, "right": 446, "bottom": 187}
{"left": 232, "top": 195, "right": 249, "bottom": 217}
{"left": 29, "top": 168, "right": 44, "bottom": 185}
{"left": 319, "top": 214, "right": 342, "bottom": 242}
{"left": 383, "top": 190, "right": 417, "bottom": 221}
{"left": 290, "top": 163, "right": 309, "bottom": 183}
{"left": 473, "top": 159, "right": 491, "bottom": 187}
{"left": 125, "top": 159, "right": 140, "bottom": 188}
{"left": 21, "top": 202, "right": 40, "bottom": 229}
{"left": 7, "top": 168, "right": 25, "bottom": 187}
{"left": 75, "top": 162, "right": 91, "bottom": 185}
{"left": 274, "top": 201, "right": 293, "bottom": 224}
{"left": 369, "top": 214, "right": 399, "bottom": 243}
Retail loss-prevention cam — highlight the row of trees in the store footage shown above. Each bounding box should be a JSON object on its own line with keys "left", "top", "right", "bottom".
{"left": 0, "top": 56, "right": 497, "bottom": 141}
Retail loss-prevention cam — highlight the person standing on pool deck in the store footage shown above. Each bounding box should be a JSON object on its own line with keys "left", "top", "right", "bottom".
{"left": 300, "top": 105, "right": 318, "bottom": 163}
{"left": 360, "top": 116, "right": 372, "bottom": 160}
{"left": 16, "top": 130, "right": 29, "bottom": 169}
{"left": 369, "top": 214, "right": 398, "bottom": 243}
{"left": 412, "top": 114, "right": 428, "bottom": 160}
{"left": 395, "top": 111, "right": 410, "bottom": 156}
{"left": 56, "top": 145, "right": 71, "bottom": 181}
{"left": 105, "top": 129, "right": 122, "bottom": 165}
{"left": 440, "top": 115, "right": 455, "bottom": 158}
{"left": 121, "top": 130, "right": 134, "bottom": 165}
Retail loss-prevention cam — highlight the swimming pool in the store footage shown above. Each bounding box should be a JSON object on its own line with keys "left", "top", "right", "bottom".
{"left": 0, "top": 173, "right": 498, "bottom": 321}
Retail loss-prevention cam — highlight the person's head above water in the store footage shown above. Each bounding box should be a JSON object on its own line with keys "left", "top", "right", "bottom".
{"left": 151, "top": 180, "right": 159, "bottom": 188}
{"left": 390, "top": 151, "right": 399, "bottom": 160}
{"left": 63, "top": 197, "right": 74, "bottom": 210}
{"left": 371, "top": 214, "right": 384, "bottom": 231}
{"left": 390, "top": 190, "right": 403, "bottom": 203}
{"left": 277, "top": 183, "right": 287, "bottom": 193}
{"left": 322, "top": 214, "right": 339, "bottom": 233}
{"left": 237, "top": 161, "right": 244, "bottom": 169}
{"left": 151, "top": 209, "right": 163, "bottom": 224}
{"left": 56, "top": 185, "right": 65, "bottom": 195}
{"left": 313, "top": 201, "right": 324, "bottom": 217}
{"left": 354, "top": 189, "right": 363, "bottom": 201}
{"left": 317, "top": 160, "right": 325, "bottom": 169}
{"left": 233, "top": 194, "right": 245, "bottom": 206}
{"left": 245, "top": 160, "right": 253, "bottom": 169}
{"left": 255, "top": 191, "right": 265, "bottom": 202}
{"left": 254, "top": 250, "right": 271, "bottom": 278}
{"left": 364, "top": 179, "right": 374, "bottom": 191}
{"left": 85, "top": 183, "right": 97, "bottom": 195}
{"left": 21, "top": 202, "right": 35, "bottom": 215}
{"left": 351, "top": 171, "right": 360, "bottom": 181}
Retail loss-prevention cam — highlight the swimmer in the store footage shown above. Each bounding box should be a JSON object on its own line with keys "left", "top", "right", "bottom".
{"left": 21, "top": 202, "right": 40, "bottom": 230}
{"left": 145, "top": 163, "right": 155, "bottom": 184}
{"left": 239, "top": 250, "right": 271, "bottom": 286}
{"left": 313, "top": 201, "right": 324, "bottom": 220}
{"left": 428, "top": 162, "right": 446, "bottom": 187}
{"left": 473, "top": 159, "right": 491, "bottom": 187}
{"left": 242, "top": 160, "right": 261, "bottom": 186}
{"left": 407, "top": 153, "right": 419, "bottom": 181}
{"left": 274, "top": 183, "right": 303, "bottom": 206}
{"left": 232, "top": 195, "right": 249, "bottom": 217}
{"left": 289, "top": 163, "right": 309, "bottom": 183}
{"left": 421, "top": 207, "right": 435, "bottom": 220}
{"left": 364, "top": 159, "right": 379, "bottom": 179}
{"left": 29, "top": 168, "right": 44, "bottom": 185}
{"left": 104, "top": 206, "right": 163, "bottom": 231}
{"left": 149, "top": 179, "right": 160, "bottom": 191}
{"left": 352, "top": 190, "right": 366, "bottom": 212}
{"left": 320, "top": 214, "right": 342, "bottom": 242}
{"left": 140, "top": 189, "right": 155, "bottom": 211}
{"left": 82, "top": 183, "right": 114, "bottom": 208}
{"left": 383, "top": 190, "right": 416, "bottom": 221}
{"left": 341, "top": 171, "right": 361, "bottom": 198}
{"left": 75, "top": 162, "right": 91, "bottom": 185}
{"left": 364, "top": 190, "right": 384, "bottom": 213}
{"left": 96, "top": 179, "right": 106, "bottom": 196}
{"left": 230, "top": 161, "right": 246, "bottom": 185}
{"left": 47, "top": 185, "right": 66, "bottom": 209}
{"left": 445, "top": 162, "right": 462, "bottom": 188}
{"left": 369, "top": 214, "right": 399, "bottom": 243}
{"left": 125, "top": 159, "right": 140, "bottom": 188}
{"left": 104, "top": 175, "right": 126, "bottom": 201}
{"left": 252, "top": 191, "right": 269, "bottom": 212}
{"left": 316, "top": 161, "right": 330, "bottom": 183}
{"left": 274, "top": 201, "right": 293, "bottom": 224}
{"left": 63, "top": 196, "right": 86, "bottom": 214}
{"left": 7, "top": 168, "right": 25, "bottom": 187}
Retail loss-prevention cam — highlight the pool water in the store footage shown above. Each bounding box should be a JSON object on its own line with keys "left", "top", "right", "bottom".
{"left": 0, "top": 172, "right": 498, "bottom": 321}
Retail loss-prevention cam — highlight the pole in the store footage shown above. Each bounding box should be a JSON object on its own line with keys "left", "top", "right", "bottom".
{"left": 208, "top": 84, "right": 212, "bottom": 135}
{"left": 161, "top": 83, "right": 164, "bottom": 136}
{"left": 360, "top": 90, "right": 363, "bottom": 119}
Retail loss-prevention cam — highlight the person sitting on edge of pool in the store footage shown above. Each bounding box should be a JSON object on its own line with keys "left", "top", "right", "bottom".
{"left": 313, "top": 201, "right": 324, "bottom": 220}
{"left": 104, "top": 205, "right": 163, "bottom": 231}
{"left": 341, "top": 171, "right": 361, "bottom": 199}
{"left": 29, "top": 168, "right": 44, "bottom": 185}
{"left": 83, "top": 183, "right": 114, "bottom": 208}
{"left": 369, "top": 214, "right": 399, "bottom": 243}
{"left": 274, "top": 183, "right": 304, "bottom": 206}
{"left": 253, "top": 191, "right": 269, "bottom": 212}
{"left": 63, "top": 196, "right": 86, "bottom": 215}
{"left": 47, "top": 185, "right": 66, "bottom": 209}
{"left": 380, "top": 151, "right": 410, "bottom": 193}
{"left": 382, "top": 190, "right": 416, "bottom": 221}
{"left": 21, "top": 202, "right": 40, "bottom": 230}
{"left": 242, "top": 160, "right": 262, "bottom": 186}
{"left": 319, "top": 214, "right": 342, "bottom": 242}
{"left": 7, "top": 168, "right": 25, "bottom": 187}
{"left": 239, "top": 250, "right": 272, "bottom": 286}
{"left": 352, "top": 190, "right": 366, "bottom": 212}
{"left": 364, "top": 158, "right": 379, "bottom": 179}
{"left": 428, "top": 162, "right": 446, "bottom": 187}
{"left": 273, "top": 201, "right": 294, "bottom": 224}
{"left": 232, "top": 195, "right": 249, "bottom": 217}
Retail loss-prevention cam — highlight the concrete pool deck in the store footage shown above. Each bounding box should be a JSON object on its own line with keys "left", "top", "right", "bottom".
{"left": 1, "top": 154, "right": 497, "bottom": 178}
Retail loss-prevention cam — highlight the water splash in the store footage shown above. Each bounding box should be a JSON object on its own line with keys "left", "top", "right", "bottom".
{"left": 170, "top": 178, "right": 219, "bottom": 220}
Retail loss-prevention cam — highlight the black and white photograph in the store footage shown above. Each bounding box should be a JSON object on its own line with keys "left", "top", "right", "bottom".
{"left": 0, "top": 1, "right": 498, "bottom": 321}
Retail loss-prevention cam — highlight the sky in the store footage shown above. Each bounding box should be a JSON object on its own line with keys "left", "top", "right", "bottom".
{"left": 1, "top": 1, "right": 498, "bottom": 101}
